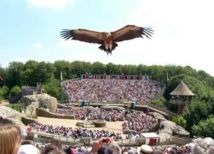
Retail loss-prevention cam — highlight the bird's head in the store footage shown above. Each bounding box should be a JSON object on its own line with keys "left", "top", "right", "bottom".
{"left": 105, "top": 32, "right": 111, "bottom": 37}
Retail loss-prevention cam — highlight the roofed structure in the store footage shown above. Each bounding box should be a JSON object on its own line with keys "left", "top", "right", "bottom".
{"left": 170, "top": 81, "right": 194, "bottom": 114}
{"left": 170, "top": 81, "right": 194, "bottom": 96}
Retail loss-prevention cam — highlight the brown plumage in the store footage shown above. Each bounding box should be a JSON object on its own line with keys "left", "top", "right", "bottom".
{"left": 60, "top": 25, "right": 153, "bottom": 54}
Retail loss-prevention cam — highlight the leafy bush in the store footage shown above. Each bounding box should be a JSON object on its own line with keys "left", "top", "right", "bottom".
{"left": 9, "top": 102, "right": 21, "bottom": 112}
{"left": 151, "top": 97, "right": 166, "bottom": 107}
{"left": 172, "top": 115, "right": 187, "bottom": 128}
{"left": 26, "top": 114, "right": 38, "bottom": 119}
{"left": 10, "top": 85, "right": 21, "bottom": 97}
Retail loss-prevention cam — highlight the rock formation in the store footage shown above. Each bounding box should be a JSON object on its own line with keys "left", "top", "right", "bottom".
{"left": 158, "top": 120, "right": 190, "bottom": 144}
{"left": 21, "top": 93, "right": 57, "bottom": 115}
{"left": 0, "top": 106, "right": 23, "bottom": 125}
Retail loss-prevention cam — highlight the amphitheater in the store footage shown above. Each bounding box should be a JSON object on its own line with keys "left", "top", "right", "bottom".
{"left": 1, "top": 75, "right": 213, "bottom": 154}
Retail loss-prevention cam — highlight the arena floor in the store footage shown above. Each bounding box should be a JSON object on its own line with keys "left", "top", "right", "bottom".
{"left": 37, "top": 117, "right": 124, "bottom": 133}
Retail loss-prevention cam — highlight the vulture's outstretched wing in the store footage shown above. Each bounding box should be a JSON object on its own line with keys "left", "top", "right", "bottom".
{"left": 111, "top": 25, "right": 153, "bottom": 42}
{"left": 60, "top": 29, "right": 106, "bottom": 44}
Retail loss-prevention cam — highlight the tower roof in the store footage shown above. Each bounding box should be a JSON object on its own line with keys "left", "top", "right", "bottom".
{"left": 170, "top": 81, "right": 195, "bottom": 96}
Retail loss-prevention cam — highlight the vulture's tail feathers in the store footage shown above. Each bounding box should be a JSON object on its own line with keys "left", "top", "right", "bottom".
{"left": 99, "top": 43, "right": 118, "bottom": 55}
{"left": 99, "top": 43, "right": 118, "bottom": 52}
{"left": 99, "top": 45, "right": 107, "bottom": 51}
{"left": 112, "top": 43, "right": 118, "bottom": 51}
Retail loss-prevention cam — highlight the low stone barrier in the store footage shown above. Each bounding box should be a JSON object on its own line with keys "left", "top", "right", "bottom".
{"left": 93, "top": 120, "right": 106, "bottom": 127}
{"left": 21, "top": 116, "right": 37, "bottom": 125}
{"left": 36, "top": 108, "right": 74, "bottom": 119}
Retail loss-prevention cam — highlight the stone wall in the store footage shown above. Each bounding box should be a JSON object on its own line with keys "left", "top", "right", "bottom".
{"left": 170, "top": 136, "right": 191, "bottom": 145}
{"left": 36, "top": 108, "right": 74, "bottom": 119}
{"left": 21, "top": 116, "right": 38, "bottom": 125}
{"left": 57, "top": 103, "right": 67, "bottom": 108}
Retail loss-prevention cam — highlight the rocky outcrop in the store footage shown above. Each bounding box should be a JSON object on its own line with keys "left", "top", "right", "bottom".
{"left": 0, "top": 106, "right": 24, "bottom": 125}
{"left": 21, "top": 93, "right": 57, "bottom": 115}
{"left": 189, "top": 137, "right": 214, "bottom": 154}
{"left": 148, "top": 111, "right": 190, "bottom": 145}
{"left": 152, "top": 137, "right": 214, "bottom": 154}
{"left": 0, "top": 106, "right": 22, "bottom": 119}
{"left": 158, "top": 120, "right": 190, "bottom": 144}
{"left": 149, "top": 112, "right": 166, "bottom": 120}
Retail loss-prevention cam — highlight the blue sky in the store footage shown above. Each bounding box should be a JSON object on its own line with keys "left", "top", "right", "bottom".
{"left": 1, "top": 0, "right": 214, "bottom": 76}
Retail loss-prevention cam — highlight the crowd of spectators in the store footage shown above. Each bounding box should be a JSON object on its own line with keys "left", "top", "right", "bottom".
{"left": 56, "top": 107, "right": 125, "bottom": 121}
{"left": 56, "top": 106, "right": 158, "bottom": 133}
{"left": 62, "top": 78, "right": 161, "bottom": 103}
{"left": 122, "top": 111, "right": 158, "bottom": 133}
{"left": 18, "top": 137, "right": 214, "bottom": 154}
{"left": 15, "top": 137, "right": 214, "bottom": 154}
{"left": 28, "top": 122, "right": 123, "bottom": 141}
{"left": 1, "top": 117, "right": 214, "bottom": 154}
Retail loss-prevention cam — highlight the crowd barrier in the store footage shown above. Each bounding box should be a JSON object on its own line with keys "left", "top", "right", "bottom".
{"left": 21, "top": 131, "right": 146, "bottom": 146}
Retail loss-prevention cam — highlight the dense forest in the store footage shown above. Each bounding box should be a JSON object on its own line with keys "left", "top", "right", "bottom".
{"left": 1, "top": 60, "right": 214, "bottom": 137}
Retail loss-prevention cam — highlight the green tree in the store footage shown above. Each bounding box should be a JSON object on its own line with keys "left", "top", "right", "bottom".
{"left": 0, "top": 85, "right": 9, "bottom": 100}
{"left": 121, "top": 65, "right": 138, "bottom": 75}
{"left": 0, "top": 65, "right": 6, "bottom": 85}
{"left": 54, "top": 60, "right": 72, "bottom": 80}
{"left": 92, "top": 62, "right": 106, "bottom": 74}
{"left": 197, "top": 70, "right": 214, "bottom": 88}
{"left": 70, "top": 61, "right": 87, "bottom": 78}
{"left": 184, "top": 99, "right": 211, "bottom": 132}
{"left": 43, "top": 78, "right": 62, "bottom": 100}
{"left": 137, "top": 64, "right": 147, "bottom": 74}
{"left": 21, "top": 60, "right": 39, "bottom": 85}
{"left": 32, "top": 62, "right": 56, "bottom": 84}
{"left": 106, "top": 63, "right": 121, "bottom": 74}
{"left": 192, "top": 116, "right": 214, "bottom": 138}
{"left": 148, "top": 65, "right": 166, "bottom": 83}
{"left": 6, "top": 62, "right": 24, "bottom": 88}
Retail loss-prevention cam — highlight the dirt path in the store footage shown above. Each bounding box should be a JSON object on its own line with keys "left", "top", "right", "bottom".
{"left": 0, "top": 100, "right": 9, "bottom": 106}
{"left": 37, "top": 117, "right": 123, "bottom": 133}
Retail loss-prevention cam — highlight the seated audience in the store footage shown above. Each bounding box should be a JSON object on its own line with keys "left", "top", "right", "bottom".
{"left": 62, "top": 78, "right": 161, "bottom": 104}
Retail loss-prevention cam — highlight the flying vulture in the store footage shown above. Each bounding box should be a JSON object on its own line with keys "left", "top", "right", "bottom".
{"left": 60, "top": 25, "right": 153, "bottom": 54}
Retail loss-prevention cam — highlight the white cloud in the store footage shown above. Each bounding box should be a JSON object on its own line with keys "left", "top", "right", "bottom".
{"left": 115, "top": 0, "right": 214, "bottom": 76}
{"left": 58, "top": 40, "right": 75, "bottom": 50}
{"left": 58, "top": 39, "right": 100, "bottom": 53}
{"left": 33, "top": 42, "right": 44, "bottom": 49}
{"left": 27, "top": 0, "right": 74, "bottom": 9}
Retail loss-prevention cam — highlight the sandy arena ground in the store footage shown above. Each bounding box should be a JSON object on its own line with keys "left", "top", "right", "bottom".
{"left": 37, "top": 117, "right": 124, "bottom": 133}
